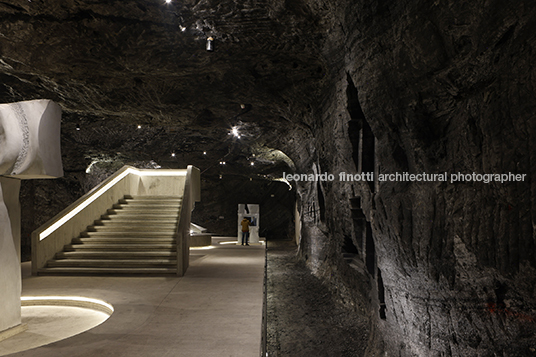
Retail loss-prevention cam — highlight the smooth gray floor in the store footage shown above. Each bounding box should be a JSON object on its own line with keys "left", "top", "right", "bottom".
{"left": 7, "top": 237, "right": 265, "bottom": 357}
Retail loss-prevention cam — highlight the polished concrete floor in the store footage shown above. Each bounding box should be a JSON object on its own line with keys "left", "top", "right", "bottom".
{"left": 3, "top": 237, "right": 265, "bottom": 357}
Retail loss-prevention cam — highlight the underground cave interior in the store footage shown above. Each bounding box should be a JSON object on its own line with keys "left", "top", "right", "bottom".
{"left": 0, "top": 0, "right": 536, "bottom": 355}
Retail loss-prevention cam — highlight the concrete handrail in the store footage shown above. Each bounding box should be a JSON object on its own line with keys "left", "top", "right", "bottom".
{"left": 32, "top": 165, "right": 199, "bottom": 275}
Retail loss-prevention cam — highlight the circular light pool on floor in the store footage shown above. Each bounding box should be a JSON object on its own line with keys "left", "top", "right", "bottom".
{"left": 0, "top": 296, "right": 113, "bottom": 356}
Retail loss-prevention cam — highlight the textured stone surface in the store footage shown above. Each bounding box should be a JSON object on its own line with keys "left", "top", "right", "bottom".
{"left": 1, "top": 0, "right": 535, "bottom": 355}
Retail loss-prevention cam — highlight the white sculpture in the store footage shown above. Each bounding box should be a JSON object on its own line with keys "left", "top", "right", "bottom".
{"left": 0, "top": 99, "right": 63, "bottom": 178}
{"left": 0, "top": 99, "right": 63, "bottom": 335}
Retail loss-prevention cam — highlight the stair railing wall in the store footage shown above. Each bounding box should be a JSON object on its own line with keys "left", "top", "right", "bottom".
{"left": 32, "top": 165, "right": 199, "bottom": 275}
{"left": 175, "top": 165, "right": 201, "bottom": 276}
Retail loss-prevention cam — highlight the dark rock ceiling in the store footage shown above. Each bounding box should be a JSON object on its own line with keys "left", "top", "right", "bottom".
{"left": 0, "top": 0, "right": 328, "bottom": 176}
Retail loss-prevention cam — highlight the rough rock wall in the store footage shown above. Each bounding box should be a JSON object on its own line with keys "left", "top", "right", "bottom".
{"left": 289, "top": 0, "right": 536, "bottom": 355}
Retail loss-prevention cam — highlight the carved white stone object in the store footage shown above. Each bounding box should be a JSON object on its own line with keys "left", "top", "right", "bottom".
{"left": 0, "top": 99, "right": 63, "bottom": 334}
{"left": 0, "top": 99, "right": 63, "bottom": 178}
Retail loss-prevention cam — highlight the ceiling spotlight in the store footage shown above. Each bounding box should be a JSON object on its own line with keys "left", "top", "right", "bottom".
{"left": 250, "top": 162, "right": 254, "bottom": 166}
{"left": 137, "top": 125, "right": 141, "bottom": 129}
{"left": 206, "top": 37, "right": 214, "bottom": 51}
{"left": 232, "top": 126, "right": 239, "bottom": 137}
{"left": 165, "top": 0, "right": 172, "bottom": 3}
{"left": 76, "top": 124, "right": 80, "bottom": 131}
{"left": 203, "top": 151, "right": 207, "bottom": 155}
{"left": 180, "top": 26, "right": 186, "bottom": 32}
{"left": 240, "top": 104, "right": 246, "bottom": 109}
{"left": 171, "top": 153, "right": 176, "bottom": 157}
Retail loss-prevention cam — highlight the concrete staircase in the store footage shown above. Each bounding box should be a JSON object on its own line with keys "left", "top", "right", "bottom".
{"left": 38, "top": 195, "right": 182, "bottom": 275}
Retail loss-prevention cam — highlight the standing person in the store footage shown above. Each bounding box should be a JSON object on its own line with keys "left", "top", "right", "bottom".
{"left": 241, "top": 217, "right": 250, "bottom": 246}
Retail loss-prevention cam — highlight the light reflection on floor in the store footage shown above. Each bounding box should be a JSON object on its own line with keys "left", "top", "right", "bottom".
{"left": 0, "top": 304, "right": 110, "bottom": 356}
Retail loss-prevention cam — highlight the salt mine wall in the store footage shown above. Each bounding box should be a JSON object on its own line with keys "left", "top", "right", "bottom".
{"left": 284, "top": 0, "right": 536, "bottom": 355}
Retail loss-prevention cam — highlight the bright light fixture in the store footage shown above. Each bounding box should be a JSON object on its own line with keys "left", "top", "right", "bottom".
{"left": 232, "top": 127, "right": 239, "bottom": 137}
{"left": 137, "top": 125, "right": 141, "bottom": 129}
{"left": 165, "top": 0, "right": 172, "bottom": 3}
{"left": 273, "top": 177, "right": 293, "bottom": 191}
{"left": 171, "top": 153, "right": 176, "bottom": 157}
{"left": 190, "top": 245, "right": 216, "bottom": 250}
{"left": 21, "top": 296, "right": 114, "bottom": 314}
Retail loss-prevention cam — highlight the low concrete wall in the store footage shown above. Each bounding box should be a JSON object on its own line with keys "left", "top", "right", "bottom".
{"left": 190, "top": 233, "right": 212, "bottom": 247}
{"left": 32, "top": 166, "right": 190, "bottom": 274}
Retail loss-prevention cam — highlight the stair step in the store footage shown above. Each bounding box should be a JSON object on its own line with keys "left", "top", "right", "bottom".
{"left": 81, "top": 231, "right": 177, "bottom": 238}
{"left": 95, "top": 220, "right": 178, "bottom": 226}
{"left": 73, "top": 237, "right": 175, "bottom": 244}
{"left": 113, "top": 203, "right": 181, "bottom": 209}
{"left": 100, "top": 215, "right": 179, "bottom": 221}
{"left": 56, "top": 251, "right": 176, "bottom": 259}
{"left": 47, "top": 259, "right": 177, "bottom": 268}
{"left": 38, "top": 267, "right": 177, "bottom": 275}
{"left": 65, "top": 243, "right": 176, "bottom": 251}
{"left": 127, "top": 195, "right": 181, "bottom": 199}
{"left": 88, "top": 225, "right": 177, "bottom": 232}
{"left": 108, "top": 208, "right": 180, "bottom": 215}
{"left": 118, "top": 200, "right": 182, "bottom": 206}
{"left": 106, "top": 209, "right": 179, "bottom": 215}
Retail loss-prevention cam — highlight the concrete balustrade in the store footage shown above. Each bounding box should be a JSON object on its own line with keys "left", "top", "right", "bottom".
{"left": 32, "top": 165, "right": 200, "bottom": 276}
